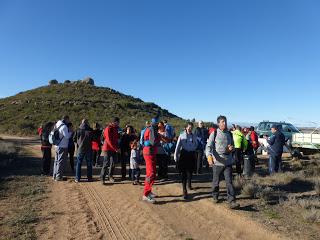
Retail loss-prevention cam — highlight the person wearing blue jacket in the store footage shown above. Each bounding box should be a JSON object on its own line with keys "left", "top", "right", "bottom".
{"left": 266, "top": 124, "right": 286, "bottom": 175}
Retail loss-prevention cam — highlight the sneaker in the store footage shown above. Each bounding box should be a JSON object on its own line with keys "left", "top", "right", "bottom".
{"left": 55, "top": 177, "right": 66, "bottom": 182}
{"left": 74, "top": 179, "right": 80, "bottom": 183}
{"left": 109, "top": 177, "right": 115, "bottom": 183}
{"left": 182, "top": 191, "right": 188, "bottom": 200}
{"left": 133, "top": 181, "right": 138, "bottom": 185}
{"left": 142, "top": 194, "right": 156, "bottom": 204}
{"left": 229, "top": 201, "right": 240, "bottom": 209}
{"left": 149, "top": 192, "right": 157, "bottom": 198}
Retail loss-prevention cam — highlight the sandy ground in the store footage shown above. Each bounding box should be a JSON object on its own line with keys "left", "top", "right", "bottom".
{"left": 2, "top": 135, "right": 286, "bottom": 240}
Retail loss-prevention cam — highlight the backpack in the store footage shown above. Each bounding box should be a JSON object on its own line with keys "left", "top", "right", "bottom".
{"left": 165, "top": 124, "right": 175, "bottom": 139}
{"left": 49, "top": 124, "right": 65, "bottom": 146}
{"left": 139, "top": 127, "right": 147, "bottom": 147}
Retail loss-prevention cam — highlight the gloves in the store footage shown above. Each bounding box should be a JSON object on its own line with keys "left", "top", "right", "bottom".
{"left": 207, "top": 155, "right": 214, "bottom": 166}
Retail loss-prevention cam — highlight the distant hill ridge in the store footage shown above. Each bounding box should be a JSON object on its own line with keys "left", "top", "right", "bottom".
{"left": 0, "top": 80, "right": 185, "bottom": 135}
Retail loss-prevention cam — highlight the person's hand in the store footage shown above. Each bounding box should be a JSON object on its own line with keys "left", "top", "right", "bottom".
{"left": 207, "top": 155, "right": 214, "bottom": 166}
{"left": 226, "top": 144, "right": 234, "bottom": 153}
{"left": 116, "top": 149, "right": 121, "bottom": 153}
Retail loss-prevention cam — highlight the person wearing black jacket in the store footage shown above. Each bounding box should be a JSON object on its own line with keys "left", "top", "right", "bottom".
{"left": 40, "top": 122, "right": 55, "bottom": 175}
{"left": 194, "top": 121, "right": 209, "bottom": 174}
{"left": 265, "top": 124, "right": 286, "bottom": 175}
{"left": 67, "top": 122, "right": 75, "bottom": 173}
{"left": 74, "top": 119, "right": 93, "bottom": 182}
{"left": 119, "top": 126, "right": 136, "bottom": 180}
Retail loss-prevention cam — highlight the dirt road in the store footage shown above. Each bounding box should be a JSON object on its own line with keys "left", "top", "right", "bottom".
{"left": 4, "top": 135, "right": 285, "bottom": 240}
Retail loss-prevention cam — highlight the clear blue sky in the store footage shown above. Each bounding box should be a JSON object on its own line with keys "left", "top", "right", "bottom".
{"left": 0, "top": 0, "right": 319, "bottom": 126}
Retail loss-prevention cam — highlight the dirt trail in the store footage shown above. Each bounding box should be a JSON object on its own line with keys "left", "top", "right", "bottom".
{"left": 3, "top": 135, "right": 286, "bottom": 240}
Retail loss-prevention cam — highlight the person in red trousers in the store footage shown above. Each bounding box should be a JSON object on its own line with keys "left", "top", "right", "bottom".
{"left": 142, "top": 117, "right": 160, "bottom": 204}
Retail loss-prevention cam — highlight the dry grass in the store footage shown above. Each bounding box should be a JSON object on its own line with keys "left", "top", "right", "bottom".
{"left": 241, "top": 182, "right": 258, "bottom": 198}
{"left": 302, "top": 208, "right": 320, "bottom": 223}
{"left": 313, "top": 177, "right": 320, "bottom": 196}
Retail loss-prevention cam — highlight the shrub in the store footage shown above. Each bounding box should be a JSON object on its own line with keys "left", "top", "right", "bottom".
{"left": 48, "top": 79, "right": 58, "bottom": 85}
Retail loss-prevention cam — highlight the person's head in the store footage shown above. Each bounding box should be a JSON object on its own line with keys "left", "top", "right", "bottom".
{"left": 217, "top": 115, "right": 227, "bottom": 131}
{"left": 81, "top": 119, "right": 89, "bottom": 127}
{"left": 163, "top": 120, "right": 168, "bottom": 125}
{"left": 130, "top": 139, "right": 138, "bottom": 150}
{"left": 44, "top": 122, "right": 54, "bottom": 132}
{"left": 112, "top": 117, "right": 120, "bottom": 127}
{"left": 145, "top": 121, "right": 151, "bottom": 127}
{"left": 185, "top": 122, "right": 194, "bottom": 134}
{"left": 151, "top": 117, "right": 159, "bottom": 126}
{"left": 236, "top": 125, "right": 241, "bottom": 131}
{"left": 158, "top": 121, "right": 165, "bottom": 131}
{"left": 198, "top": 120, "right": 204, "bottom": 128}
{"left": 62, "top": 115, "right": 70, "bottom": 124}
{"left": 271, "top": 124, "right": 278, "bottom": 134}
{"left": 126, "top": 125, "right": 133, "bottom": 135}
{"left": 250, "top": 126, "right": 255, "bottom": 131}
{"left": 92, "top": 122, "right": 100, "bottom": 130}
{"left": 67, "top": 122, "right": 73, "bottom": 128}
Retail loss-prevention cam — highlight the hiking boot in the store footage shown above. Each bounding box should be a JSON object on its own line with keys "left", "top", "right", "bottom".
{"left": 212, "top": 196, "right": 219, "bottom": 203}
{"left": 101, "top": 179, "right": 106, "bottom": 185}
{"left": 149, "top": 192, "right": 157, "bottom": 198}
{"left": 142, "top": 194, "right": 156, "bottom": 204}
{"left": 229, "top": 201, "right": 240, "bottom": 209}
{"left": 109, "top": 177, "right": 115, "bottom": 183}
{"left": 133, "top": 181, "right": 138, "bottom": 185}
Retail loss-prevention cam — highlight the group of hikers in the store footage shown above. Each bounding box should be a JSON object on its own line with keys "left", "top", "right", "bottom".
{"left": 38, "top": 114, "right": 286, "bottom": 209}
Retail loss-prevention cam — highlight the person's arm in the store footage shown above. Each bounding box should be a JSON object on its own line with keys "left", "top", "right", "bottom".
{"left": 61, "top": 125, "right": 72, "bottom": 139}
{"left": 206, "top": 132, "right": 223, "bottom": 163}
{"left": 174, "top": 135, "right": 182, "bottom": 162}
{"left": 267, "top": 135, "right": 276, "bottom": 145}
{"left": 148, "top": 127, "right": 155, "bottom": 146}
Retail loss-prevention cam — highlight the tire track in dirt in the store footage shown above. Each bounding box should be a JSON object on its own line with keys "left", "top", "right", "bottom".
{"left": 3, "top": 135, "right": 286, "bottom": 240}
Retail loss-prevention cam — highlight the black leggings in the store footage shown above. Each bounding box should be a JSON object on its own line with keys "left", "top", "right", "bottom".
{"left": 42, "top": 148, "right": 52, "bottom": 175}
{"left": 93, "top": 149, "right": 101, "bottom": 165}
{"left": 69, "top": 147, "right": 75, "bottom": 172}
{"left": 181, "top": 170, "right": 192, "bottom": 192}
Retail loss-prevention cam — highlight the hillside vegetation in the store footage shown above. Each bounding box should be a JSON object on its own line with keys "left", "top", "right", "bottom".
{"left": 0, "top": 81, "right": 185, "bottom": 135}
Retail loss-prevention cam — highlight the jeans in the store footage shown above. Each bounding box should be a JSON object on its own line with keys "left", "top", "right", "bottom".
{"left": 131, "top": 168, "right": 141, "bottom": 181}
{"left": 234, "top": 148, "right": 243, "bottom": 175}
{"left": 100, "top": 151, "right": 117, "bottom": 181}
{"left": 53, "top": 147, "right": 68, "bottom": 179}
{"left": 269, "top": 155, "right": 282, "bottom": 175}
{"left": 75, "top": 151, "right": 93, "bottom": 181}
{"left": 212, "top": 165, "right": 235, "bottom": 202}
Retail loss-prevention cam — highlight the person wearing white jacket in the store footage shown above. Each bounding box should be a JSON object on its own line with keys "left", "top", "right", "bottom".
{"left": 53, "top": 115, "right": 72, "bottom": 181}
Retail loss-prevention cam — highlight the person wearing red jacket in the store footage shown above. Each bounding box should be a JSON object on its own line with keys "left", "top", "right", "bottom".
{"left": 100, "top": 117, "right": 120, "bottom": 184}
{"left": 142, "top": 117, "right": 160, "bottom": 203}
{"left": 249, "top": 126, "right": 259, "bottom": 151}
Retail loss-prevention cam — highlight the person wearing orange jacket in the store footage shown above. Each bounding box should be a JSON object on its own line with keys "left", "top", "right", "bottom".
{"left": 142, "top": 117, "right": 160, "bottom": 203}
{"left": 100, "top": 117, "right": 120, "bottom": 184}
